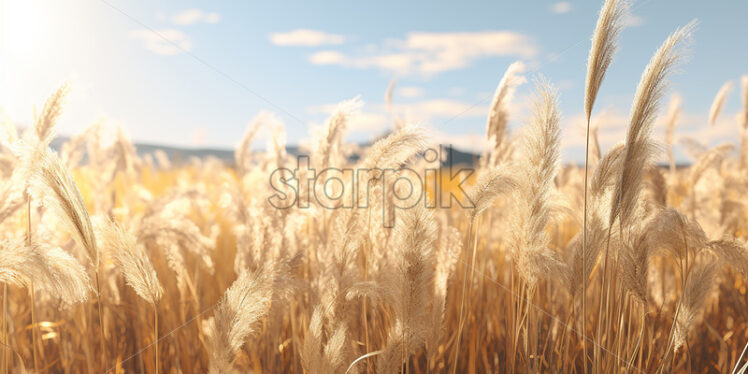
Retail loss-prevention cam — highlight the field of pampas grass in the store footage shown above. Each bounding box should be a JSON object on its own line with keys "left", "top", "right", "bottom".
{"left": 2, "top": 1, "right": 748, "bottom": 373}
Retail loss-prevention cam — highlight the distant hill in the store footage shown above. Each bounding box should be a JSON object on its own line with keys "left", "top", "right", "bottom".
{"left": 48, "top": 136, "right": 479, "bottom": 168}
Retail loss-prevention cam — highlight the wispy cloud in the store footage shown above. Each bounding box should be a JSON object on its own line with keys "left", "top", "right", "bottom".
{"left": 622, "top": 13, "right": 644, "bottom": 27}
{"left": 269, "top": 29, "right": 345, "bottom": 47}
{"left": 306, "top": 103, "right": 388, "bottom": 134}
{"left": 393, "top": 99, "right": 489, "bottom": 120}
{"left": 431, "top": 130, "right": 488, "bottom": 152}
{"left": 308, "top": 50, "right": 346, "bottom": 64}
{"left": 130, "top": 29, "right": 192, "bottom": 56}
{"left": 398, "top": 86, "right": 424, "bottom": 98}
{"left": 172, "top": 9, "right": 220, "bottom": 26}
{"left": 306, "top": 31, "right": 538, "bottom": 76}
{"left": 550, "top": 2, "right": 572, "bottom": 14}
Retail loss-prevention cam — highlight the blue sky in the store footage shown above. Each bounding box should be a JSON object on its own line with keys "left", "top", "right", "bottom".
{"left": 1, "top": 0, "right": 746, "bottom": 163}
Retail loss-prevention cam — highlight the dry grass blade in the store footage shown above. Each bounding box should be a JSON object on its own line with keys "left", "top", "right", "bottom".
{"left": 426, "top": 226, "right": 460, "bottom": 361}
{"left": 610, "top": 20, "right": 696, "bottom": 227}
{"left": 512, "top": 79, "right": 568, "bottom": 286}
{"left": 379, "top": 201, "right": 437, "bottom": 373}
{"left": 385, "top": 78, "right": 396, "bottom": 112}
{"left": 709, "top": 81, "right": 734, "bottom": 126}
{"left": 314, "top": 97, "right": 362, "bottom": 169}
{"left": 96, "top": 218, "right": 163, "bottom": 305}
{"left": 466, "top": 166, "right": 517, "bottom": 221}
{"left": 33, "top": 83, "right": 70, "bottom": 145}
{"left": 584, "top": 0, "right": 628, "bottom": 121}
{"left": 674, "top": 259, "right": 719, "bottom": 353}
{"left": 690, "top": 143, "right": 733, "bottom": 185}
{"left": 301, "top": 305, "right": 351, "bottom": 374}
{"left": 204, "top": 261, "right": 293, "bottom": 373}
{"left": 26, "top": 148, "right": 99, "bottom": 266}
{"left": 707, "top": 239, "right": 748, "bottom": 277}
{"left": 485, "top": 61, "right": 526, "bottom": 165}
{"left": 645, "top": 207, "right": 707, "bottom": 260}
{"left": 358, "top": 124, "right": 429, "bottom": 172}
{"left": 618, "top": 231, "right": 650, "bottom": 305}
{"left": 0, "top": 237, "right": 90, "bottom": 304}
{"left": 235, "top": 112, "right": 271, "bottom": 174}
{"left": 590, "top": 143, "right": 625, "bottom": 197}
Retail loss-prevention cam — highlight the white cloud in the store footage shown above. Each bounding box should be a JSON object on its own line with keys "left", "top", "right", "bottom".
{"left": 191, "top": 127, "right": 209, "bottom": 146}
{"left": 622, "top": 13, "right": 644, "bottom": 27}
{"left": 306, "top": 31, "right": 538, "bottom": 76}
{"left": 270, "top": 29, "right": 345, "bottom": 47}
{"left": 551, "top": 2, "right": 572, "bottom": 14}
{"left": 394, "top": 99, "right": 488, "bottom": 121}
{"left": 172, "top": 9, "right": 220, "bottom": 26}
{"left": 431, "top": 129, "right": 487, "bottom": 153}
{"left": 398, "top": 86, "right": 424, "bottom": 98}
{"left": 306, "top": 103, "right": 388, "bottom": 134}
{"left": 309, "top": 50, "right": 347, "bottom": 64}
{"left": 130, "top": 29, "right": 192, "bottom": 56}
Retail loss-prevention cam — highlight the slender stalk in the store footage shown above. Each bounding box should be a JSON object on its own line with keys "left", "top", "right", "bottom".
{"left": 512, "top": 279, "right": 527, "bottom": 371}
{"left": 582, "top": 116, "right": 591, "bottom": 374}
{"left": 465, "top": 219, "right": 481, "bottom": 370}
{"left": 656, "top": 297, "right": 682, "bottom": 374}
{"left": 27, "top": 196, "right": 39, "bottom": 373}
{"left": 403, "top": 238, "right": 409, "bottom": 374}
{"left": 289, "top": 299, "right": 299, "bottom": 372}
{"left": 613, "top": 294, "right": 628, "bottom": 373}
{"left": 596, "top": 225, "right": 614, "bottom": 371}
{"left": 465, "top": 217, "right": 481, "bottom": 317}
{"left": 525, "top": 285, "right": 536, "bottom": 372}
{"left": 154, "top": 303, "right": 159, "bottom": 374}
{"left": 628, "top": 312, "right": 646, "bottom": 372}
{"left": 559, "top": 298, "right": 574, "bottom": 371}
{"left": 95, "top": 272, "right": 107, "bottom": 369}
{"left": 30, "top": 286, "right": 39, "bottom": 372}
{"left": 451, "top": 219, "right": 475, "bottom": 374}
{"left": 1, "top": 284, "right": 5, "bottom": 374}
{"left": 363, "top": 208, "right": 372, "bottom": 374}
